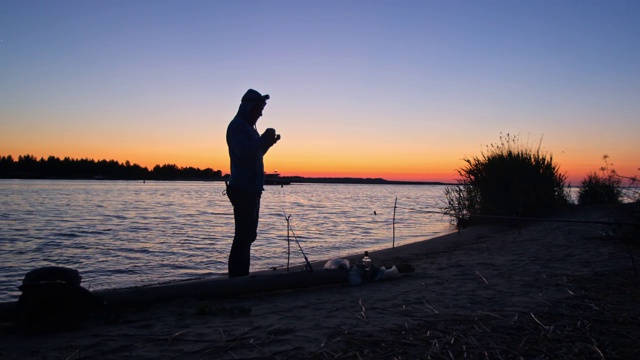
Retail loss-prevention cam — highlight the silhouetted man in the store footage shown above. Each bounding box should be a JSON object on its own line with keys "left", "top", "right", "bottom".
{"left": 225, "top": 89, "right": 280, "bottom": 277}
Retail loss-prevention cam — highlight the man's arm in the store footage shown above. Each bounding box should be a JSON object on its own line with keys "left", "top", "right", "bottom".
{"left": 227, "top": 122, "right": 264, "bottom": 161}
{"left": 261, "top": 128, "right": 280, "bottom": 155}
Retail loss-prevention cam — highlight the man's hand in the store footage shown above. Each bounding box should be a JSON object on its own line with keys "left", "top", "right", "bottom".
{"left": 262, "top": 128, "right": 280, "bottom": 146}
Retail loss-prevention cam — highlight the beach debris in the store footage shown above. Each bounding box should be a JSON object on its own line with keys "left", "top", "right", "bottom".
{"left": 374, "top": 265, "right": 401, "bottom": 281}
{"left": 347, "top": 264, "right": 402, "bottom": 285}
{"left": 341, "top": 252, "right": 410, "bottom": 286}
{"left": 323, "top": 258, "right": 350, "bottom": 270}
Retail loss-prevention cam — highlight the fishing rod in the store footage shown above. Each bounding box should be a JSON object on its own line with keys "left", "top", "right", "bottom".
{"left": 283, "top": 212, "right": 313, "bottom": 272}
{"left": 276, "top": 181, "right": 313, "bottom": 272}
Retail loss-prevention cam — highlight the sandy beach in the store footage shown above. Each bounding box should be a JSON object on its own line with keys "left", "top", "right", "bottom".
{"left": 1, "top": 204, "right": 638, "bottom": 359}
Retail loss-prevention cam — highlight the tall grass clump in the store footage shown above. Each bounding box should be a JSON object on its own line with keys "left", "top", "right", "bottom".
{"left": 578, "top": 155, "right": 639, "bottom": 205}
{"left": 578, "top": 155, "right": 622, "bottom": 205}
{"left": 444, "top": 133, "right": 570, "bottom": 225}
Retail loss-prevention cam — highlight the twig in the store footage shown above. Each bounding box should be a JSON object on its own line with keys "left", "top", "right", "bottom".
{"left": 475, "top": 271, "right": 489, "bottom": 285}
{"left": 420, "top": 295, "right": 439, "bottom": 314}
{"left": 358, "top": 298, "right": 367, "bottom": 321}
{"left": 476, "top": 311, "right": 506, "bottom": 320}
{"left": 593, "top": 344, "right": 606, "bottom": 359}
{"left": 530, "top": 313, "right": 548, "bottom": 330}
{"left": 168, "top": 330, "right": 187, "bottom": 344}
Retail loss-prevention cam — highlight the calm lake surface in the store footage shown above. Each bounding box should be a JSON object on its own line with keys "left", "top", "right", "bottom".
{"left": 0, "top": 179, "right": 455, "bottom": 302}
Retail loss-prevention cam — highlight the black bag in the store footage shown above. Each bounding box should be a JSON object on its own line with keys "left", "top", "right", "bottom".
{"left": 16, "top": 266, "right": 106, "bottom": 332}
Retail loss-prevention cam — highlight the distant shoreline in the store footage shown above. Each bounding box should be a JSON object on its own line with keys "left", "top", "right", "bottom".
{"left": 282, "top": 176, "right": 453, "bottom": 186}
{"left": 0, "top": 155, "right": 453, "bottom": 185}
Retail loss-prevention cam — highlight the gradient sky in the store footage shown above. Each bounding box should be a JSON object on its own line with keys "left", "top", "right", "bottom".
{"left": 1, "top": 0, "right": 638, "bottom": 183}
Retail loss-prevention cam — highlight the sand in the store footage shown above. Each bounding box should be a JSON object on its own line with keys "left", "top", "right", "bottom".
{"left": 1, "top": 204, "right": 638, "bottom": 359}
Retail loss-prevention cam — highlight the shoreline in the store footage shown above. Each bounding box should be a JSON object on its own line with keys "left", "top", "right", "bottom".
{"left": 1, "top": 205, "right": 638, "bottom": 359}
{"left": 0, "top": 226, "right": 467, "bottom": 318}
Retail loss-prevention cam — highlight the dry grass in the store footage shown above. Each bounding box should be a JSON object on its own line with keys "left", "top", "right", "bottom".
{"left": 309, "top": 269, "right": 640, "bottom": 360}
{"left": 136, "top": 269, "right": 639, "bottom": 360}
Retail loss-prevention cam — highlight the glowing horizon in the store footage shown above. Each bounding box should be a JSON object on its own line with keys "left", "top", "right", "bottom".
{"left": 2, "top": 146, "right": 637, "bottom": 186}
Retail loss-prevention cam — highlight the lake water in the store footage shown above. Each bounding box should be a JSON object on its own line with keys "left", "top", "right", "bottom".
{"left": 0, "top": 180, "right": 455, "bottom": 302}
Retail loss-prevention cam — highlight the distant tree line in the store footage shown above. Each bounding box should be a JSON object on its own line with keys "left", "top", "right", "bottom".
{"left": 0, "top": 155, "right": 224, "bottom": 181}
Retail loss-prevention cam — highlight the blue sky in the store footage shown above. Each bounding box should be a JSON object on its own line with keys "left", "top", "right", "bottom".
{"left": 1, "top": 0, "right": 638, "bottom": 182}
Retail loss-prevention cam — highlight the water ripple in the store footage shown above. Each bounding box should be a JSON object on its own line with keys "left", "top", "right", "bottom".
{"left": 0, "top": 180, "right": 454, "bottom": 302}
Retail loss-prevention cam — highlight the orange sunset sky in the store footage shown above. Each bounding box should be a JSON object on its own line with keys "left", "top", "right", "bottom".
{"left": 1, "top": 1, "right": 638, "bottom": 184}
